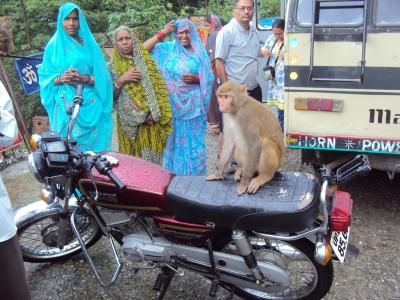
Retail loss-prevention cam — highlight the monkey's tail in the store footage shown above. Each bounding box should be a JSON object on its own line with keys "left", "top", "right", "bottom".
{"left": 278, "top": 143, "right": 286, "bottom": 167}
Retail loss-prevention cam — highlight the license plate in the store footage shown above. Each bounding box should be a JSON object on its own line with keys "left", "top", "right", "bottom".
{"left": 330, "top": 227, "right": 350, "bottom": 263}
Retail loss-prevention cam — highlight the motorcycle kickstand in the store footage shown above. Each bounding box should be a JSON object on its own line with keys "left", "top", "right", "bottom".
{"left": 207, "top": 239, "right": 220, "bottom": 298}
{"left": 227, "top": 286, "right": 236, "bottom": 300}
{"left": 153, "top": 266, "right": 175, "bottom": 300}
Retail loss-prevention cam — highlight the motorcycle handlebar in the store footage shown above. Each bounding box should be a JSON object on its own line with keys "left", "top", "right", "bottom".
{"left": 105, "top": 168, "right": 126, "bottom": 192}
{"left": 92, "top": 156, "right": 126, "bottom": 192}
{"left": 67, "top": 84, "right": 84, "bottom": 140}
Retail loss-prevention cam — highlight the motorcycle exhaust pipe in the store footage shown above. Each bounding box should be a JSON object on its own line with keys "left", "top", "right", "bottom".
{"left": 232, "top": 230, "right": 263, "bottom": 282}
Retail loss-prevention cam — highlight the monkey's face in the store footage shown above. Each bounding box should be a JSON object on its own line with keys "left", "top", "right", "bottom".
{"left": 217, "top": 93, "right": 234, "bottom": 113}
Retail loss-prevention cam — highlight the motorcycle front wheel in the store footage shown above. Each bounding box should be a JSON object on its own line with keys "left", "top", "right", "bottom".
{"left": 222, "top": 237, "right": 333, "bottom": 300}
{"left": 17, "top": 208, "right": 102, "bottom": 263}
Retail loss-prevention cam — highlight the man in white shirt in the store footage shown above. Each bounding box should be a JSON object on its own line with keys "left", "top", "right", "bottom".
{"left": 215, "top": 0, "right": 262, "bottom": 101}
{"left": 213, "top": 0, "right": 262, "bottom": 156}
{"left": 0, "top": 22, "right": 31, "bottom": 299}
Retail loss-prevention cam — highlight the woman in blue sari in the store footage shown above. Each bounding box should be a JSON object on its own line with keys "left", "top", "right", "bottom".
{"left": 144, "top": 19, "right": 214, "bottom": 175}
{"left": 39, "top": 2, "right": 113, "bottom": 152}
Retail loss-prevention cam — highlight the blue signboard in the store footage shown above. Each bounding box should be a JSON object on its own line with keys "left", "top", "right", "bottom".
{"left": 14, "top": 53, "right": 43, "bottom": 96}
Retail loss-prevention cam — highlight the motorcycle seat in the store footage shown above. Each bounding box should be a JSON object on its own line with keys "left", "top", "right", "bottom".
{"left": 166, "top": 171, "right": 320, "bottom": 233}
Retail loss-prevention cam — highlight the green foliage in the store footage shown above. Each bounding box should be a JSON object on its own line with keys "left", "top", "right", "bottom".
{"left": 258, "top": 0, "right": 282, "bottom": 19}
{"left": 193, "top": 0, "right": 234, "bottom": 24}
{"left": 107, "top": 0, "right": 177, "bottom": 42}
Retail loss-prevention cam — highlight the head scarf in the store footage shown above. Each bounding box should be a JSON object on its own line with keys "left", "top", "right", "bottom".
{"left": 38, "top": 2, "right": 113, "bottom": 151}
{"left": 209, "top": 15, "right": 222, "bottom": 32}
{"left": 151, "top": 18, "right": 214, "bottom": 120}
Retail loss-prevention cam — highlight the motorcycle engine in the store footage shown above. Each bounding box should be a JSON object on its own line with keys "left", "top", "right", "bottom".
{"left": 121, "top": 233, "right": 174, "bottom": 263}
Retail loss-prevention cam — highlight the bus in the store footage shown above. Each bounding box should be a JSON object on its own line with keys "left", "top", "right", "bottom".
{"left": 255, "top": 0, "right": 400, "bottom": 179}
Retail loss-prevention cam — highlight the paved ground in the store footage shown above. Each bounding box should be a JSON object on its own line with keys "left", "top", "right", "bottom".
{"left": 2, "top": 128, "right": 400, "bottom": 300}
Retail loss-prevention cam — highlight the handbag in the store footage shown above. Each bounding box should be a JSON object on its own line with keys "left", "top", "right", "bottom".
{"left": 263, "top": 40, "right": 284, "bottom": 81}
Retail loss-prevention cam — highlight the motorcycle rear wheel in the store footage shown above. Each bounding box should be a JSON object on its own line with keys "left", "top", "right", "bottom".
{"left": 17, "top": 208, "right": 102, "bottom": 263}
{"left": 222, "top": 237, "right": 333, "bottom": 300}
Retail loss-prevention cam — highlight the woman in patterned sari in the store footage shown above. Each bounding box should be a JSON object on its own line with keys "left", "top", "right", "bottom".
{"left": 144, "top": 19, "right": 214, "bottom": 175}
{"left": 108, "top": 26, "right": 172, "bottom": 165}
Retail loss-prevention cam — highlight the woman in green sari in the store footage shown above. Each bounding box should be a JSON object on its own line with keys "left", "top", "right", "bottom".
{"left": 108, "top": 26, "right": 172, "bottom": 165}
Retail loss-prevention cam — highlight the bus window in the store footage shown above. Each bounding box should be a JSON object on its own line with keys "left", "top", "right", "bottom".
{"left": 374, "top": 0, "right": 400, "bottom": 26}
{"left": 296, "top": 0, "right": 364, "bottom": 26}
{"left": 256, "top": 0, "right": 281, "bottom": 30}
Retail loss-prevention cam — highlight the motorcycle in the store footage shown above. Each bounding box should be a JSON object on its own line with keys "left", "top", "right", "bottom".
{"left": 15, "top": 85, "right": 370, "bottom": 299}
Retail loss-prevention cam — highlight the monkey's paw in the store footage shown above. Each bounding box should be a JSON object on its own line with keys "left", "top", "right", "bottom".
{"left": 233, "top": 168, "right": 242, "bottom": 181}
{"left": 247, "top": 179, "right": 262, "bottom": 194}
{"left": 206, "top": 173, "right": 224, "bottom": 181}
{"left": 237, "top": 184, "right": 248, "bottom": 195}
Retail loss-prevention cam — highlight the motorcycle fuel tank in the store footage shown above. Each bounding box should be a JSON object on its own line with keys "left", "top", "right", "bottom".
{"left": 79, "top": 152, "right": 174, "bottom": 212}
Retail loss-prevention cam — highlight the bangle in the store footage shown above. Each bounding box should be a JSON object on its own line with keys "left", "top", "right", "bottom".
{"left": 89, "top": 76, "right": 94, "bottom": 85}
{"left": 194, "top": 74, "right": 200, "bottom": 83}
{"left": 56, "top": 75, "right": 62, "bottom": 85}
{"left": 114, "top": 82, "right": 121, "bottom": 89}
{"left": 156, "top": 31, "right": 166, "bottom": 41}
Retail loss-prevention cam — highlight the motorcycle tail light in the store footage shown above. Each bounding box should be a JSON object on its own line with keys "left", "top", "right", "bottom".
{"left": 330, "top": 191, "right": 353, "bottom": 232}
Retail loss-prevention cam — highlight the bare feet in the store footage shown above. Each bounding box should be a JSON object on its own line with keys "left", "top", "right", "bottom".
{"left": 234, "top": 167, "right": 242, "bottom": 181}
{"left": 206, "top": 173, "right": 224, "bottom": 181}
{"left": 247, "top": 176, "right": 270, "bottom": 194}
{"left": 237, "top": 184, "right": 248, "bottom": 195}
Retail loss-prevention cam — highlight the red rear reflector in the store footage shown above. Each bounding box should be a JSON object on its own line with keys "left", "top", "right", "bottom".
{"left": 331, "top": 191, "right": 353, "bottom": 232}
{"left": 308, "top": 98, "right": 333, "bottom": 111}
{"left": 294, "top": 98, "right": 344, "bottom": 112}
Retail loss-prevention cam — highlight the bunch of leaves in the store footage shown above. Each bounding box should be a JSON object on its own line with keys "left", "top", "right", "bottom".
{"left": 107, "top": 0, "right": 177, "bottom": 43}
{"left": 258, "top": 0, "right": 281, "bottom": 19}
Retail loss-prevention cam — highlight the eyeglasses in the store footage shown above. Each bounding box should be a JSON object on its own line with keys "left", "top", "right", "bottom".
{"left": 235, "top": 6, "right": 254, "bottom": 12}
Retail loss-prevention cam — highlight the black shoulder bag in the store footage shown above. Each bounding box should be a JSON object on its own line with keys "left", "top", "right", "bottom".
{"left": 263, "top": 40, "right": 284, "bottom": 81}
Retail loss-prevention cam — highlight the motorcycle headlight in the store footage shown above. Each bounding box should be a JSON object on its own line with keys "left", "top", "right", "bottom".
{"left": 28, "top": 152, "right": 46, "bottom": 183}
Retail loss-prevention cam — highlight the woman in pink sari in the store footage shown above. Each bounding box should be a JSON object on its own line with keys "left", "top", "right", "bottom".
{"left": 144, "top": 19, "right": 214, "bottom": 175}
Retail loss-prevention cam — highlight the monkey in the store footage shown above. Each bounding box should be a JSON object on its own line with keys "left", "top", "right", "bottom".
{"left": 0, "top": 17, "right": 14, "bottom": 55}
{"left": 206, "top": 81, "right": 285, "bottom": 195}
